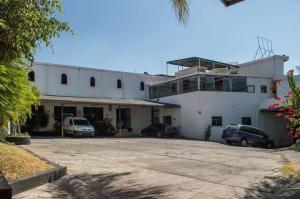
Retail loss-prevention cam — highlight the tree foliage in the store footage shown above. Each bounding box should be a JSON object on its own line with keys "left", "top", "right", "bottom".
{"left": 0, "top": 0, "right": 70, "bottom": 132}
{"left": 0, "top": 60, "right": 40, "bottom": 128}
{"left": 171, "top": 0, "right": 190, "bottom": 24}
{"left": 0, "top": 0, "right": 72, "bottom": 63}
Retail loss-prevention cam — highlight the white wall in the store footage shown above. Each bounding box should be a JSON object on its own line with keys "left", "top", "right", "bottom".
{"left": 32, "top": 63, "right": 169, "bottom": 100}
{"left": 238, "top": 55, "right": 288, "bottom": 77}
{"left": 156, "top": 82, "right": 272, "bottom": 140}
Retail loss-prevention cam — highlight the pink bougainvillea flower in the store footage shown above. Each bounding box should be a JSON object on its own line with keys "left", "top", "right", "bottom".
{"left": 268, "top": 105, "right": 274, "bottom": 109}
{"left": 279, "top": 108, "right": 286, "bottom": 112}
{"left": 284, "top": 94, "right": 291, "bottom": 98}
{"left": 284, "top": 115, "right": 290, "bottom": 120}
{"left": 271, "top": 86, "right": 276, "bottom": 92}
{"left": 275, "top": 97, "right": 281, "bottom": 101}
{"left": 275, "top": 113, "right": 283, "bottom": 117}
{"left": 274, "top": 79, "right": 283, "bottom": 84}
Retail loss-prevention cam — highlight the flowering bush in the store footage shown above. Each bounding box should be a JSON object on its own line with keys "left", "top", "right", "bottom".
{"left": 269, "top": 70, "right": 300, "bottom": 139}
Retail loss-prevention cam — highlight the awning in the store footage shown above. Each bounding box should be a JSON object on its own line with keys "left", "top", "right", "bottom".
{"left": 41, "top": 95, "right": 164, "bottom": 107}
{"left": 167, "top": 57, "right": 238, "bottom": 70}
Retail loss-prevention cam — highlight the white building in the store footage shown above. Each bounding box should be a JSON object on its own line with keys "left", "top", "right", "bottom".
{"left": 30, "top": 55, "right": 298, "bottom": 146}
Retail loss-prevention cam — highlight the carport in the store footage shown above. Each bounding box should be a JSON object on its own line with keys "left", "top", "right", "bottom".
{"left": 39, "top": 95, "right": 180, "bottom": 136}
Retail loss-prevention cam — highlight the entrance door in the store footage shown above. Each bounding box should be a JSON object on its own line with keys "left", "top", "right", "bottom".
{"left": 116, "top": 108, "right": 131, "bottom": 129}
{"left": 83, "top": 107, "right": 103, "bottom": 125}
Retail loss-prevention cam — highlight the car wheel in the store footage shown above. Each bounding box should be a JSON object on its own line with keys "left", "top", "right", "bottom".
{"left": 73, "top": 131, "right": 77, "bottom": 137}
{"left": 241, "top": 138, "right": 248, "bottom": 147}
{"left": 226, "top": 140, "right": 232, "bottom": 145}
{"left": 157, "top": 131, "right": 162, "bottom": 138}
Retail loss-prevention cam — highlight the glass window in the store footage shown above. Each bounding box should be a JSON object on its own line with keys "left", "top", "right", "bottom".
{"left": 200, "top": 76, "right": 214, "bottom": 91}
{"left": 73, "top": 119, "right": 90, "bottom": 126}
{"left": 158, "top": 81, "right": 177, "bottom": 97}
{"left": 231, "top": 77, "right": 247, "bottom": 92}
{"left": 260, "top": 85, "right": 267, "bottom": 93}
{"left": 150, "top": 86, "right": 159, "bottom": 98}
{"left": 212, "top": 116, "right": 222, "bottom": 126}
{"left": 117, "top": 79, "right": 122, "bottom": 88}
{"left": 179, "top": 76, "right": 198, "bottom": 93}
{"left": 140, "top": 82, "right": 145, "bottom": 91}
{"left": 54, "top": 106, "right": 77, "bottom": 121}
{"left": 247, "top": 85, "right": 255, "bottom": 93}
{"left": 242, "top": 117, "right": 252, "bottom": 125}
{"left": 28, "top": 71, "right": 35, "bottom": 81}
{"left": 61, "top": 73, "right": 67, "bottom": 85}
{"left": 163, "top": 115, "right": 172, "bottom": 125}
{"left": 90, "top": 77, "right": 95, "bottom": 87}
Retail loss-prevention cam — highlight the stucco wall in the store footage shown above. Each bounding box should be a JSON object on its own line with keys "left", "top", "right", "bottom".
{"left": 32, "top": 63, "right": 169, "bottom": 100}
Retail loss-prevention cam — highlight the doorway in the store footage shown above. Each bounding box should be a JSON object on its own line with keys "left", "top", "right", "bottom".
{"left": 83, "top": 107, "right": 103, "bottom": 125}
{"left": 116, "top": 108, "right": 131, "bottom": 129}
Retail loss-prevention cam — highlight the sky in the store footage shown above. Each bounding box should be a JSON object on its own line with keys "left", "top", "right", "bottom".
{"left": 35, "top": 0, "right": 300, "bottom": 75}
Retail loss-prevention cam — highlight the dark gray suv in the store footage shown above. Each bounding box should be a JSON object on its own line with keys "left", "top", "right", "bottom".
{"left": 222, "top": 124, "right": 273, "bottom": 148}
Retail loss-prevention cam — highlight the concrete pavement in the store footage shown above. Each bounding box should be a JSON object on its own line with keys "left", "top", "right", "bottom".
{"left": 14, "top": 138, "right": 300, "bottom": 199}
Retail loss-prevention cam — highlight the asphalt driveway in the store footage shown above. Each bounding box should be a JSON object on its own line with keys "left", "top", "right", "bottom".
{"left": 14, "top": 138, "right": 300, "bottom": 199}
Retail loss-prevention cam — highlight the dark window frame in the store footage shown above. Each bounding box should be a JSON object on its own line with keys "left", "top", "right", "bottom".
{"left": 61, "top": 73, "right": 68, "bottom": 85}
{"left": 90, "top": 76, "right": 95, "bottom": 87}
{"left": 28, "top": 71, "right": 35, "bottom": 82}
{"left": 117, "top": 79, "right": 122, "bottom": 89}
{"left": 140, "top": 81, "right": 145, "bottom": 91}
{"left": 241, "top": 117, "right": 252, "bottom": 125}
{"left": 260, "top": 85, "right": 267, "bottom": 93}
{"left": 163, "top": 115, "right": 172, "bottom": 125}
{"left": 212, "top": 116, "right": 223, "bottom": 126}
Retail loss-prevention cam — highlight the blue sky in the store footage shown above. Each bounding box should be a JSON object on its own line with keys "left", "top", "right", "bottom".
{"left": 35, "top": 0, "right": 300, "bottom": 75}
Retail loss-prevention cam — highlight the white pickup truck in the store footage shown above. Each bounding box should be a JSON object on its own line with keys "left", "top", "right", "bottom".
{"left": 63, "top": 117, "right": 95, "bottom": 137}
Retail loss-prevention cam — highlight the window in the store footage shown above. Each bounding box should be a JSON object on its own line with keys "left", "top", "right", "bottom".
{"left": 54, "top": 106, "right": 77, "bottom": 121}
{"left": 158, "top": 81, "right": 177, "bottom": 98}
{"left": 179, "top": 76, "right": 198, "bottom": 93}
{"left": 260, "top": 85, "right": 267, "bottom": 93}
{"left": 247, "top": 85, "right": 255, "bottom": 93}
{"left": 117, "top": 79, "right": 122, "bottom": 89}
{"left": 163, "top": 116, "right": 172, "bottom": 125}
{"left": 90, "top": 77, "right": 95, "bottom": 87}
{"left": 140, "top": 82, "right": 145, "bottom": 91}
{"left": 231, "top": 77, "right": 247, "bottom": 92}
{"left": 212, "top": 116, "right": 222, "bottom": 126}
{"left": 242, "top": 117, "right": 252, "bottom": 125}
{"left": 61, "top": 73, "right": 67, "bottom": 85}
{"left": 69, "top": 120, "right": 73, "bottom": 126}
{"left": 28, "top": 71, "right": 35, "bottom": 81}
{"left": 200, "top": 76, "right": 214, "bottom": 91}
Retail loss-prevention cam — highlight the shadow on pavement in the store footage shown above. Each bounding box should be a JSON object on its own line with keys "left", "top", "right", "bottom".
{"left": 48, "top": 172, "right": 167, "bottom": 199}
{"left": 242, "top": 176, "right": 300, "bottom": 199}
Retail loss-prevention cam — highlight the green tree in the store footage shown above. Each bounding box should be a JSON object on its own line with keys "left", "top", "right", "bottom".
{"left": 0, "top": 60, "right": 40, "bottom": 130}
{"left": 0, "top": 0, "right": 72, "bottom": 63}
{"left": 0, "top": 0, "right": 71, "bottom": 133}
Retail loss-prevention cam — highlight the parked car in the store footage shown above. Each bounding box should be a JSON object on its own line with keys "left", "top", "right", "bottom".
{"left": 141, "top": 124, "right": 178, "bottom": 138}
{"left": 222, "top": 124, "right": 273, "bottom": 148}
{"left": 63, "top": 117, "right": 95, "bottom": 137}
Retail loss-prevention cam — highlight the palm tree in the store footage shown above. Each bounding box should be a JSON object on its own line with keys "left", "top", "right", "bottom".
{"left": 171, "top": 0, "right": 190, "bottom": 23}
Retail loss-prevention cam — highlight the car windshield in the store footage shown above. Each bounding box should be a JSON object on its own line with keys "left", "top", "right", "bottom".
{"left": 225, "top": 125, "right": 237, "bottom": 130}
{"left": 73, "top": 119, "right": 90, "bottom": 126}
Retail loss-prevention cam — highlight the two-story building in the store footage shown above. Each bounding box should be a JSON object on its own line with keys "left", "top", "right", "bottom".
{"left": 30, "top": 55, "right": 298, "bottom": 145}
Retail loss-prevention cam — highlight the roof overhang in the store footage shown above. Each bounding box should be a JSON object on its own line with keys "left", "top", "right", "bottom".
{"left": 41, "top": 95, "right": 164, "bottom": 107}
{"left": 220, "top": 0, "right": 244, "bottom": 7}
{"left": 167, "top": 57, "right": 239, "bottom": 70}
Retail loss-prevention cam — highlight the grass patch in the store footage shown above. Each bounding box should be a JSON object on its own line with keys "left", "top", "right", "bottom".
{"left": 0, "top": 143, "right": 52, "bottom": 181}
{"left": 281, "top": 162, "right": 300, "bottom": 180}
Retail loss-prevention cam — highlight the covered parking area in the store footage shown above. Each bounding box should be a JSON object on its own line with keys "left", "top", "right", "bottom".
{"left": 37, "top": 96, "right": 180, "bottom": 136}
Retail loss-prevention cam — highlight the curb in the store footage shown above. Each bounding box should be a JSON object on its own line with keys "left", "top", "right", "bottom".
{"left": 9, "top": 147, "right": 67, "bottom": 195}
{"left": 9, "top": 165, "right": 66, "bottom": 195}
{"left": 0, "top": 172, "right": 12, "bottom": 199}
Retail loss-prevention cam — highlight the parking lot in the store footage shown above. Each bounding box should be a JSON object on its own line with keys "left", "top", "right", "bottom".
{"left": 15, "top": 138, "right": 300, "bottom": 199}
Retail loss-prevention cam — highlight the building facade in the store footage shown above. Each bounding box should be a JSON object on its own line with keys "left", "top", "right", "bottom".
{"left": 30, "top": 55, "right": 298, "bottom": 145}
